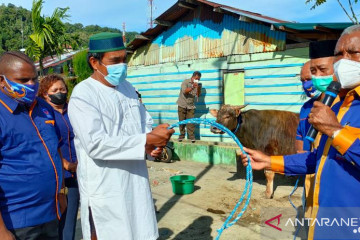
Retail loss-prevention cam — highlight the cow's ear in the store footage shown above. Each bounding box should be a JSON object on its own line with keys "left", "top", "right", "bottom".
{"left": 210, "top": 109, "right": 218, "bottom": 117}
{"left": 234, "top": 107, "right": 241, "bottom": 117}
{"left": 232, "top": 104, "right": 248, "bottom": 117}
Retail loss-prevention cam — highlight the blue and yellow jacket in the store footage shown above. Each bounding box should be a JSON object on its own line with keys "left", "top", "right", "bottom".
{"left": 296, "top": 98, "right": 316, "bottom": 151}
{"left": 271, "top": 86, "right": 360, "bottom": 240}
{"left": 0, "top": 90, "right": 63, "bottom": 230}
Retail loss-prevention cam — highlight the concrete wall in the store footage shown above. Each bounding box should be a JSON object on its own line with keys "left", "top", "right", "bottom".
{"left": 172, "top": 141, "right": 238, "bottom": 166}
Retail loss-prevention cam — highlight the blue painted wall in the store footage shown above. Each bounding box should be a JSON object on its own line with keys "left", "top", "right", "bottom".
{"left": 128, "top": 14, "right": 286, "bottom": 66}
{"left": 128, "top": 47, "right": 309, "bottom": 142}
{"left": 127, "top": 8, "right": 307, "bottom": 143}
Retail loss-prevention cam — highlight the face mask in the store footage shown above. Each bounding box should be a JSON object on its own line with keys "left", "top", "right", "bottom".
{"left": 99, "top": 63, "right": 127, "bottom": 86}
{"left": 334, "top": 59, "right": 360, "bottom": 89}
{"left": 48, "top": 92, "right": 67, "bottom": 105}
{"left": 302, "top": 80, "right": 322, "bottom": 99}
{"left": 2, "top": 75, "right": 38, "bottom": 104}
{"left": 312, "top": 75, "right": 333, "bottom": 92}
{"left": 194, "top": 79, "right": 199, "bottom": 83}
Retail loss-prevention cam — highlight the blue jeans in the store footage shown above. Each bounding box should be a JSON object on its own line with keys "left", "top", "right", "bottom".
{"left": 59, "top": 177, "right": 80, "bottom": 240}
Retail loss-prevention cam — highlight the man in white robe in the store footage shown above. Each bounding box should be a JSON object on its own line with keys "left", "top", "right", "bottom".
{"left": 68, "top": 32, "right": 174, "bottom": 240}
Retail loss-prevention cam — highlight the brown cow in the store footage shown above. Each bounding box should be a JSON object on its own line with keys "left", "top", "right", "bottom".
{"left": 210, "top": 105, "right": 299, "bottom": 198}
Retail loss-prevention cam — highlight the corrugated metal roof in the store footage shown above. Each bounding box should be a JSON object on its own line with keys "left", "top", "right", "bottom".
{"left": 272, "top": 22, "right": 353, "bottom": 31}
{"left": 34, "top": 51, "right": 79, "bottom": 70}
{"left": 128, "top": 0, "right": 288, "bottom": 50}
{"left": 128, "top": 13, "right": 286, "bottom": 66}
{"left": 143, "top": 25, "right": 164, "bottom": 36}
{"left": 220, "top": 6, "right": 287, "bottom": 24}
{"left": 155, "top": 2, "right": 189, "bottom": 22}
{"left": 196, "top": 0, "right": 288, "bottom": 23}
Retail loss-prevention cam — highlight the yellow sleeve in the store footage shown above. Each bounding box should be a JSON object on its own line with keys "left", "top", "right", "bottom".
{"left": 270, "top": 156, "right": 285, "bottom": 173}
{"left": 332, "top": 126, "right": 360, "bottom": 155}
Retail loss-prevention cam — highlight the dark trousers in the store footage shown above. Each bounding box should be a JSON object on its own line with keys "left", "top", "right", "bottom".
{"left": 11, "top": 219, "right": 58, "bottom": 240}
{"left": 59, "top": 178, "right": 80, "bottom": 240}
{"left": 178, "top": 106, "right": 195, "bottom": 140}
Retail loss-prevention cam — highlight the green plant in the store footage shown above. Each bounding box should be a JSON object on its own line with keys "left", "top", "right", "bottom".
{"left": 72, "top": 50, "right": 92, "bottom": 82}
{"left": 26, "top": 0, "right": 69, "bottom": 75}
{"left": 65, "top": 78, "right": 76, "bottom": 99}
{"left": 63, "top": 63, "right": 69, "bottom": 76}
{"left": 0, "top": 4, "right": 138, "bottom": 54}
{"left": 47, "top": 67, "right": 54, "bottom": 74}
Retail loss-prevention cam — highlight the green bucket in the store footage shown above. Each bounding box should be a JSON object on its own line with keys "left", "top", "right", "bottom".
{"left": 170, "top": 175, "right": 196, "bottom": 195}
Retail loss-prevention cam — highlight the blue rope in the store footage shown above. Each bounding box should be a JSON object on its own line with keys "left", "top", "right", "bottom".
{"left": 232, "top": 114, "right": 242, "bottom": 134}
{"left": 169, "top": 118, "right": 253, "bottom": 240}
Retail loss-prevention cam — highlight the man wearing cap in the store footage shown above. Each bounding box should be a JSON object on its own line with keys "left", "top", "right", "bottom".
{"left": 295, "top": 40, "right": 337, "bottom": 220}
{"left": 241, "top": 26, "right": 360, "bottom": 239}
{"left": 68, "top": 32, "right": 174, "bottom": 240}
{"left": 0, "top": 51, "right": 65, "bottom": 240}
{"left": 296, "top": 40, "right": 338, "bottom": 152}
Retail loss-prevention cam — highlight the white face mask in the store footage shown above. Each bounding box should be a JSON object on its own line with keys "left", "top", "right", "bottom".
{"left": 334, "top": 59, "right": 360, "bottom": 89}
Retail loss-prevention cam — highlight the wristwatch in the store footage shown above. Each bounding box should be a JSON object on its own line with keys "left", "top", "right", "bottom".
{"left": 59, "top": 187, "right": 68, "bottom": 195}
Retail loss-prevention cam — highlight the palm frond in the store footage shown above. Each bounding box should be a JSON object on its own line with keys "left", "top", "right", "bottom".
{"left": 26, "top": 39, "right": 41, "bottom": 61}
{"left": 28, "top": 0, "right": 69, "bottom": 72}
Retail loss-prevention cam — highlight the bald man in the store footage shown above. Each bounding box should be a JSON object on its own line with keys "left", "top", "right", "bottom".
{"left": 241, "top": 27, "right": 360, "bottom": 239}
{"left": 0, "top": 51, "right": 65, "bottom": 240}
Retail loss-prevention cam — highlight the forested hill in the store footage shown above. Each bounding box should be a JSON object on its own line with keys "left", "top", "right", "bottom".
{"left": 0, "top": 3, "right": 138, "bottom": 54}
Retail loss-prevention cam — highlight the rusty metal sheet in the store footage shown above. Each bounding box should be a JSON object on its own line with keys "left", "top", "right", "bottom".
{"left": 128, "top": 14, "right": 286, "bottom": 67}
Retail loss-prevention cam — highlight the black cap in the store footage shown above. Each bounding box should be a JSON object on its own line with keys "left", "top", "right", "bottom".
{"left": 309, "top": 40, "right": 338, "bottom": 59}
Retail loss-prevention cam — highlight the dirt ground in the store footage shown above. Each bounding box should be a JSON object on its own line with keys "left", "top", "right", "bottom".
{"left": 149, "top": 159, "right": 307, "bottom": 240}
{"left": 75, "top": 159, "right": 306, "bottom": 240}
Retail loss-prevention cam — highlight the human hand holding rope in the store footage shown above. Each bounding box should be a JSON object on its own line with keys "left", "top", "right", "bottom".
{"left": 240, "top": 147, "right": 271, "bottom": 170}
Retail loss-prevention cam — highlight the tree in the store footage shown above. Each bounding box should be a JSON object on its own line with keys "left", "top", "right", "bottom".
{"left": 306, "top": 0, "right": 359, "bottom": 24}
{"left": 0, "top": 3, "right": 138, "bottom": 58}
{"left": 63, "top": 63, "right": 69, "bottom": 76}
{"left": 47, "top": 67, "right": 54, "bottom": 74}
{"left": 72, "top": 50, "right": 92, "bottom": 82}
{"left": 66, "top": 50, "right": 92, "bottom": 97}
{"left": 63, "top": 33, "right": 81, "bottom": 50}
{"left": 0, "top": 4, "right": 32, "bottom": 52}
{"left": 26, "top": 0, "right": 69, "bottom": 75}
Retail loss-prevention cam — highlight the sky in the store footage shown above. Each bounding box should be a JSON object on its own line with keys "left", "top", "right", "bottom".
{"left": 1, "top": 0, "right": 359, "bottom": 32}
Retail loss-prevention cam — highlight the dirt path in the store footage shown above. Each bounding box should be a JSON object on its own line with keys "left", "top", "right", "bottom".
{"left": 74, "top": 159, "right": 306, "bottom": 240}
{"left": 149, "top": 160, "right": 306, "bottom": 240}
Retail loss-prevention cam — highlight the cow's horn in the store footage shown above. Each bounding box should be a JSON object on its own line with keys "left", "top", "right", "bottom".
{"left": 239, "top": 104, "right": 248, "bottom": 109}
{"left": 231, "top": 104, "right": 248, "bottom": 109}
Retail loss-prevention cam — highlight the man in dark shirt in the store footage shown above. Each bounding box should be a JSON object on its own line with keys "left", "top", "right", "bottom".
{"left": 176, "top": 71, "right": 202, "bottom": 143}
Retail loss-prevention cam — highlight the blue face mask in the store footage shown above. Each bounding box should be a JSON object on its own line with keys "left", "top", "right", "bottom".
{"left": 2, "top": 75, "right": 38, "bottom": 104}
{"left": 99, "top": 63, "right": 127, "bottom": 86}
{"left": 312, "top": 75, "right": 333, "bottom": 92}
{"left": 302, "top": 80, "right": 322, "bottom": 100}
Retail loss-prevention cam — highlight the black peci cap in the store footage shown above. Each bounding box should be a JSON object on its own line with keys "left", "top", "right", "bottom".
{"left": 309, "top": 40, "right": 338, "bottom": 59}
